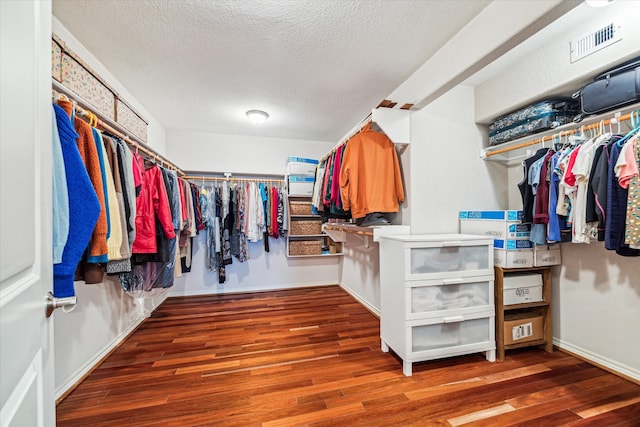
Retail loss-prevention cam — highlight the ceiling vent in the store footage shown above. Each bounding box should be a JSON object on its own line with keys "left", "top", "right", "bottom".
{"left": 570, "top": 22, "right": 622, "bottom": 63}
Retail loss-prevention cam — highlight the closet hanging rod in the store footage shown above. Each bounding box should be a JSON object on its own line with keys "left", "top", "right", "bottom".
{"left": 183, "top": 175, "right": 285, "bottom": 183}
{"left": 322, "top": 113, "right": 374, "bottom": 162}
{"left": 52, "top": 79, "right": 186, "bottom": 176}
{"left": 484, "top": 107, "right": 639, "bottom": 158}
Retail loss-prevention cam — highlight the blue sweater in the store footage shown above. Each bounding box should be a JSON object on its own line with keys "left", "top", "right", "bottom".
{"left": 52, "top": 104, "right": 101, "bottom": 298}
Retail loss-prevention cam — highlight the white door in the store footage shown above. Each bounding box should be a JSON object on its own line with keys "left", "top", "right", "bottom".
{"left": 0, "top": 1, "right": 56, "bottom": 426}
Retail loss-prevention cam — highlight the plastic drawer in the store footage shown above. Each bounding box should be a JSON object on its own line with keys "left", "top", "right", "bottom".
{"left": 409, "top": 279, "right": 492, "bottom": 318}
{"left": 409, "top": 244, "right": 490, "bottom": 279}
{"left": 411, "top": 316, "right": 491, "bottom": 352}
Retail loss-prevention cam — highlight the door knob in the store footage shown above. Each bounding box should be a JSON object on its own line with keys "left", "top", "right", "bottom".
{"left": 45, "top": 291, "right": 77, "bottom": 318}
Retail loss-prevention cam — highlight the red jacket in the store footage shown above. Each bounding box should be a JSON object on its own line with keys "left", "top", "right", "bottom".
{"left": 132, "top": 154, "right": 176, "bottom": 253}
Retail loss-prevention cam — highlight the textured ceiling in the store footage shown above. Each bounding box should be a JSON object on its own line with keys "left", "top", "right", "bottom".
{"left": 52, "top": 0, "right": 490, "bottom": 142}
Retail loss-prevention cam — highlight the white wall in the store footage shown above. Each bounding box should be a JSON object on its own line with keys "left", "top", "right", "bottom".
{"left": 164, "top": 130, "right": 340, "bottom": 296}
{"left": 475, "top": 1, "right": 640, "bottom": 122}
{"left": 170, "top": 233, "right": 340, "bottom": 296}
{"left": 52, "top": 17, "right": 167, "bottom": 155}
{"left": 166, "top": 130, "right": 334, "bottom": 176}
{"left": 51, "top": 18, "right": 170, "bottom": 398}
{"left": 410, "top": 85, "right": 506, "bottom": 234}
{"left": 339, "top": 236, "right": 382, "bottom": 316}
{"left": 486, "top": 1, "right": 640, "bottom": 380}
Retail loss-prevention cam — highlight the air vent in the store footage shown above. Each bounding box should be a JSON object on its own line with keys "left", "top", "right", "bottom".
{"left": 570, "top": 22, "right": 622, "bottom": 63}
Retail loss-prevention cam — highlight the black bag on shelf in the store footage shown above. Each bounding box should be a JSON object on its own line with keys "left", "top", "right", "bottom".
{"left": 488, "top": 99, "right": 579, "bottom": 146}
{"left": 573, "top": 56, "right": 640, "bottom": 122}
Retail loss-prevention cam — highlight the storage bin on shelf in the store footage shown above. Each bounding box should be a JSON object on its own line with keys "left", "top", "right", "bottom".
{"left": 290, "top": 220, "right": 322, "bottom": 235}
{"left": 289, "top": 201, "right": 313, "bottom": 215}
{"left": 286, "top": 156, "right": 318, "bottom": 176}
{"left": 289, "top": 240, "right": 322, "bottom": 256}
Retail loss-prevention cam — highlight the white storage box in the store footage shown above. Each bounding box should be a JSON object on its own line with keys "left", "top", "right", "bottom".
{"left": 459, "top": 210, "right": 530, "bottom": 239}
{"left": 502, "top": 273, "right": 543, "bottom": 305}
{"left": 493, "top": 239, "right": 534, "bottom": 268}
{"left": 287, "top": 162, "right": 317, "bottom": 176}
{"left": 288, "top": 175, "right": 315, "bottom": 196}
{"left": 459, "top": 210, "right": 523, "bottom": 222}
{"left": 534, "top": 244, "right": 562, "bottom": 266}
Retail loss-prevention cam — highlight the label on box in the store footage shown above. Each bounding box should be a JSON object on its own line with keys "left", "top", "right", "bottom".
{"left": 288, "top": 175, "right": 315, "bottom": 182}
{"left": 512, "top": 322, "right": 533, "bottom": 341}
{"left": 459, "top": 210, "right": 523, "bottom": 221}
{"left": 287, "top": 156, "right": 318, "bottom": 165}
{"left": 494, "top": 239, "right": 534, "bottom": 250}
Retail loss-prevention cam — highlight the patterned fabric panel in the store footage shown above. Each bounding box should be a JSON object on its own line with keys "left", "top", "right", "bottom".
{"left": 117, "top": 99, "right": 148, "bottom": 142}
{"left": 61, "top": 52, "right": 115, "bottom": 120}
{"left": 489, "top": 100, "right": 577, "bottom": 135}
{"left": 52, "top": 40, "right": 62, "bottom": 82}
{"left": 489, "top": 115, "right": 575, "bottom": 146}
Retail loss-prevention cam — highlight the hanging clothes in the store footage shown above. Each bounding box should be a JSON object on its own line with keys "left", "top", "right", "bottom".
{"left": 624, "top": 138, "right": 640, "bottom": 248}
{"left": 58, "top": 99, "right": 108, "bottom": 259}
{"left": 339, "top": 123, "right": 405, "bottom": 220}
{"left": 52, "top": 104, "right": 101, "bottom": 298}
{"left": 52, "top": 106, "right": 70, "bottom": 265}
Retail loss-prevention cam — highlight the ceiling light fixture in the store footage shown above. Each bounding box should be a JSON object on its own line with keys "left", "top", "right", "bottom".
{"left": 246, "top": 110, "right": 269, "bottom": 125}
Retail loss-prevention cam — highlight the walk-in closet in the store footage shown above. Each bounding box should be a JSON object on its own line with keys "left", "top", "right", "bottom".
{"left": 1, "top": 1, "right": 639, "bottom": 425}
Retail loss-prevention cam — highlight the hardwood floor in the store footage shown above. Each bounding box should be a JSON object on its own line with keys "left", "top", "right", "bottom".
{"left": 56, "top": 285, "right": 640, "bottom": 426}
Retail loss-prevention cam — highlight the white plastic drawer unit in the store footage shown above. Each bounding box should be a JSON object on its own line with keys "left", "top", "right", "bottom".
{"left": 380, "top": 234, "right": 493, "bottom": 280}
{"left": 408, "top": 276, "right": 494, "bottom": 320}
{"left": 410, "top": 314, "right": 494, "bottom": 354}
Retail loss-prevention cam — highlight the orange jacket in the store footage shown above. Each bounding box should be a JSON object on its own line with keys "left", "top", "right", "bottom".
{"left": 339, "top": 124, "right": 404, "bottom": 219}
{"left": 58, "top": 100, "right": 108, "bottom": 257}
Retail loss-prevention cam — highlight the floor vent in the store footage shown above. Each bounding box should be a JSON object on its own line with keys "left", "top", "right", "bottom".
{"left": 570, "top": 22, "right": 621, "bottom": 63}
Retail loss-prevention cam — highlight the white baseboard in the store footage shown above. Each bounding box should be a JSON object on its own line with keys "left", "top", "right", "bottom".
{"left": 55, "top": 315, "right": 146, "bottom": 400}
{"left": 554, "top": 338, "right": 640, "bottom": 382}
{"left": 55, "top": 290, "right": 169, "bottom": 400}
{"left": 339, "top": 283, "right": 380, "bottom": 318}
{"left": 167, "top": 281, "right": 337, "bottom": 297}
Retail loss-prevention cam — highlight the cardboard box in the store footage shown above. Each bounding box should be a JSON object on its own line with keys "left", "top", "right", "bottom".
{"left": 288, "top": 175, "right": 315, "bottom": 196}
{"left": 534, "top": 244, "right": 562, "bottom": 266}
{"left": 287, "top": 162, "right": 318, "bottom": 176}
{"left": 459, "top": 210, "right": 523, "bottom": 222}
{"left": 503, "top": 273, "right": 543, "bottom": 305}
{"left": 494, "top": 250, "right": 534, "bottom": 268}
{"left": 503, "top": 313, "right": 544, "bottom": 345}
{"left": 459, "top": 210, "right": 530, "bottom": 240}
{"left": 493, "top": 239, "right": 534, "bottom": 268}
{"left": 287, "top": 156, "right": 318, "bottom": 165}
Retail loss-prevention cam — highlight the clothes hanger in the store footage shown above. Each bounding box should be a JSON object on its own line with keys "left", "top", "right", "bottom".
{"left": 616, "top": 111, "right": 640, "bottom": 147}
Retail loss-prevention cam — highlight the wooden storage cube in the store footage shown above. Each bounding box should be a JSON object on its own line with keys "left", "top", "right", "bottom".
{"left": 289, "top": 240, "right": 322, "bottom": 256}
{"left": 290, "top": 201, "right": 313, "bottom": 216}
{"left": 290, "top": 220, "right": 321, "bottom": 235}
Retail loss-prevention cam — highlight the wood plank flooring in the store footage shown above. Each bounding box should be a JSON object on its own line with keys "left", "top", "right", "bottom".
{"left": 56, "top": 285, "right": 640, "bottom": 426}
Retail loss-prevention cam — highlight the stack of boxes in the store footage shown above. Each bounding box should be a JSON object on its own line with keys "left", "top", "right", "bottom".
{"left": 286, "top": 156, "right": 318, "bottom": 196}
{"left": 459, "top": 210, "right": 561, "bottom": 268}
